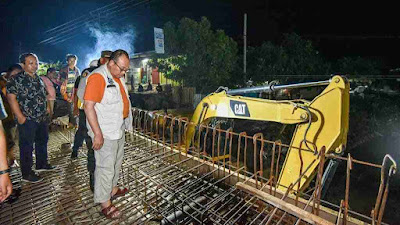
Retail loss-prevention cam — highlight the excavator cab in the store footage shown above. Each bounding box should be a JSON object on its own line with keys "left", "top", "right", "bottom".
{"left": 185, "top": 75, "right": 350, "bottom": 193}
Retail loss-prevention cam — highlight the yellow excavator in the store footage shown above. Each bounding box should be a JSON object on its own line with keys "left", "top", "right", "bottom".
{"left": 185, "top": 75, "right": 350, "bottom": 193}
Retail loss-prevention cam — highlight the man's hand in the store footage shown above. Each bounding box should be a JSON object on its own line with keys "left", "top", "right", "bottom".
{"left": 7, "top": 93, "right": 26, "bottom": 126}
{"left": 84, "top": 100, "right": 103, "bottom": 150}
{"left": 92, "top": 133, "right": 104, "bottom": 150}
{"left": 17, "top": 116, "right": 26, "bottom": 125}
{"left": 0, "top": 173, "right": 12, "bottom": 202}
{"left": 67, "top": 93, "right": 73, "bottom": 103}
{"left": 73, "top": 107, "right": 79, "bottom": 116}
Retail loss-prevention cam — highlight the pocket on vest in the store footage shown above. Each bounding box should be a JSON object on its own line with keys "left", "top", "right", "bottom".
{"left": 103, "top": 87, "right": 119, "bottom": 104}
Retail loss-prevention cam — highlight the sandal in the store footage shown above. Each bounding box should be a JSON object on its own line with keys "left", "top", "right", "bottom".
{"left": 101, "top": 204, "right": 121, "bottom": 219}
{"left": 111, "top": 187, "right": 129, "bottom": 200}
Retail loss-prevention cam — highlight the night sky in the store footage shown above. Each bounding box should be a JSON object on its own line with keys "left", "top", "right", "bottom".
{"left": 0, "top": 0, "right": 398, "bottom": 70}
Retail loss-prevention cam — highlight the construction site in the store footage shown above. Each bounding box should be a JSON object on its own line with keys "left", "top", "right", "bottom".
{"left": 0, "top": 75, "right": 398, "bottom": 225}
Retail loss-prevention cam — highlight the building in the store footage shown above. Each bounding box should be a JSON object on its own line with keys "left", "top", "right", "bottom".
{"left": 127, "top": 51, "right": 178, "bottom": 92}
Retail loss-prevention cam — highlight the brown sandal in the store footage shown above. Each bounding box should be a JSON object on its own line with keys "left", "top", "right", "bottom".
{"left": 111, "top": 187, "right": 129, "bottom": 200}
{"left": 101, "top": 204, "right": 121, "bottom": 219}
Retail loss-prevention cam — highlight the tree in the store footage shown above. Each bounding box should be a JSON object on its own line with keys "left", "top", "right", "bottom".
{"left": 281, "top": 33, "right": 330, "bottom": 76}
{"left": 247, "top": 42, "right": 287, "bottom": 83}
{"left": 333, "top": 56, "right": 383, "bottom": 76}
{"left": 37, "top": 61, "right": 63, "bottom": 76}
{"left": 149, "top": 17, "right": 238, "bottom": 94}
{"left": 247, "top": 33, "right": 331, "bottom": 84}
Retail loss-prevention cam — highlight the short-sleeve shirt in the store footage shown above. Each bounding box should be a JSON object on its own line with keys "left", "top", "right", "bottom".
{"left": 0, "top": 95, "right": 8, "bottom": 120}
{"left": 6, "top": 72, "right": 48, "bottom": 122}
{"left": 66, "top": 69, "right": 77, "bottom": 93}
{"left": 59, "top": 66, "right": 80, "bottom": 101}
{"left": 84, "top": 73, "right": 129, "bottom": 118}
{"left": 41, "top": 75, "right": 56, "bottom": 101}
{"left": 60, "top": 66, "right": 80, "bottom": 92}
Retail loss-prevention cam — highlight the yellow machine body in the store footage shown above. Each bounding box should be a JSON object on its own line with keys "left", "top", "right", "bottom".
{"left": 186, "top": 75, "right": 350, "bottom": 192}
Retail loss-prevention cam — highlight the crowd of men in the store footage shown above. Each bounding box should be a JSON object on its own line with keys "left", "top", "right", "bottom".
{"left": 0, "top": 49, "right": 133, "bottom": 219}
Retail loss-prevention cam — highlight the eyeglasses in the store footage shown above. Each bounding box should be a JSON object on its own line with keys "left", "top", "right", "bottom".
{"left": 113, "top": 59, "right": 129, "bottom": 73}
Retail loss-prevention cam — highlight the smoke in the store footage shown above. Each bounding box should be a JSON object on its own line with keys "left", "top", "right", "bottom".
{"left": 82, "top": 24, "right": 135, "bottom": 69}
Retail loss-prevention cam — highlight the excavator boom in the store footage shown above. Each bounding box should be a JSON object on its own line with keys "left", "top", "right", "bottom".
{"left": 186, "top": 75, "right": 350, "bottom": 192}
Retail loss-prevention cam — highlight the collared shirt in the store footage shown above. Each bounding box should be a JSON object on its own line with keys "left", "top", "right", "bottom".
{"left": 59, "top": 66, "right": 80, "bottom": 94}
{"left": 59, "top": 66, "right": 80, "bottom": 102}
{"left": 41, "top": 75, "right": 56, "bottom": 101}
{"left": 6, "top": 72, "right": 48, "bottom": 122}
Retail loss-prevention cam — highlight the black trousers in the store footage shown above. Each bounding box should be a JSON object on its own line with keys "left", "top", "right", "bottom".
{"left": 18, "top": 120, "right": 49, "bottom": 176}
{"left": 72, "top": 110, "right": 95, "bottom": 172}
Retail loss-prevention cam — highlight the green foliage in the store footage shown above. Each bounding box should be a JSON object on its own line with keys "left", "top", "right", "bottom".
{"left": 281, "top": 33, "right": 331, "bottom": 76}
{"left": 149, "top": 17, "right": 238, "bottom": 94}
{"left": 149, "top": 17, "right": 385, "bottom": 92}
{"left": 334, "top": 56, "right": 382, "bottom": 75}
{"left": 246, "top": 33, "right": 385, "bottom": 85}
{"left": 37, "top": 61, "right": 63, "bottom": 76}
{"left": 247, "top": 33, "right": 331, "bottom": 84}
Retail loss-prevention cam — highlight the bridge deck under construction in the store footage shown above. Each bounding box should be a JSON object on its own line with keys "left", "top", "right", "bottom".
{"left": 0, "top": 110, "right": 395, "bottom": 225}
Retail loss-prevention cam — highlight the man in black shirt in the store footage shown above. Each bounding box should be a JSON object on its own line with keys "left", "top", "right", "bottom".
{"left": 71, "top": 67, "right": 96, "bottom": 191}
{"left": 7, "top": 53, "right": 57, "bottom": 183}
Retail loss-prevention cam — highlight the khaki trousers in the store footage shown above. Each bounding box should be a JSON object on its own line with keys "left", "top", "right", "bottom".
{"left": 93, "top": 135, "right": 125, "bottom": 203}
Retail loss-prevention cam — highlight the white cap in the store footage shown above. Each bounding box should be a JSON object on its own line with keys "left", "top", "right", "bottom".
{"left": 89, "top": 59, "right": 98, "bottom": 68}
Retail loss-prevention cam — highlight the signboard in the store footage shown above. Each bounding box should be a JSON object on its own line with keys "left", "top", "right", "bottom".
{"left": 154, "top": 27, "right": 165, "bottom": 54}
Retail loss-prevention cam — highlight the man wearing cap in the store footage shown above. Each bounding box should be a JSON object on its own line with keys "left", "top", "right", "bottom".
{"left": 99, "top": 50, "right": 111, "bottom": 65}
{"left": 70, "top": 67, "right": 96, "bottom": 191}
{"left": 71, "top": 50, "right": 112, "bottom": 191}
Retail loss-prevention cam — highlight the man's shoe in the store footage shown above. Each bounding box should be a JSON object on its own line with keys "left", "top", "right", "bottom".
{"left": 111, "top": 187, "right": 129, "bottom": 201}
{"left": 35, "top": 164, "right": 58, "bottom": 172}
{"left": 22, "top": 172, "right": 43, "bottom": 183}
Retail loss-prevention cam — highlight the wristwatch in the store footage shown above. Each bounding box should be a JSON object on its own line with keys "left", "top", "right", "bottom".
{"left": 0, "top": 168, "right": 11, "bottom": 175}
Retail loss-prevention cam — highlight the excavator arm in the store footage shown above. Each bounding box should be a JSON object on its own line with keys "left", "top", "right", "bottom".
{"left": 186, "top": 75, "right": 350, "bottom": 192}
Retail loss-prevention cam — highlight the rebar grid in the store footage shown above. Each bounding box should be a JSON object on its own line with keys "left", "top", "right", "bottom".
{"left": 0, "top": 110, "right": 396, "bottom": 225}
{"left": 0, "top": 128, "right": 160, "bottom": 225}
{"left": 127, "top": 108, "right": 396, "bottom": 225}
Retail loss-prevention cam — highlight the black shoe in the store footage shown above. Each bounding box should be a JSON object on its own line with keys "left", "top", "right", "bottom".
{"left": 22, "top": 172, "right": 43, "bottom": 183}
{"left": 71, "top": 151, "right": 78, "bottom": 159}
{"left": 35, "top": 164, "right": 58, "bottom": 172}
